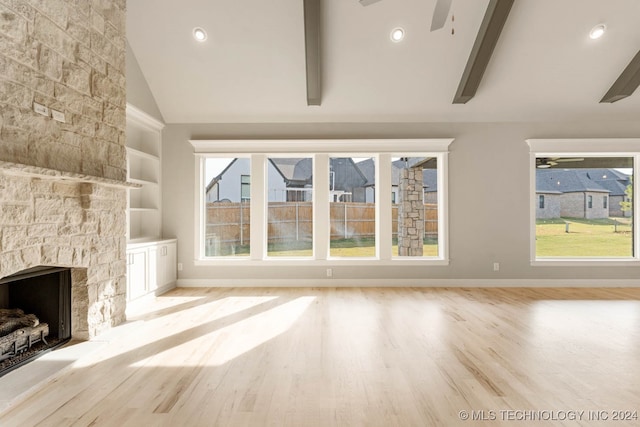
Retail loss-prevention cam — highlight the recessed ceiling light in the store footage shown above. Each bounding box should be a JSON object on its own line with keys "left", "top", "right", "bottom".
{"left": 193, "top": 27, "right": 207, "bottom": 42}
{"left": 390, "top": 27, "right": 405, "bottom": 43}
{"left": 589, "top": 24, "right": 606, "bottom": 40}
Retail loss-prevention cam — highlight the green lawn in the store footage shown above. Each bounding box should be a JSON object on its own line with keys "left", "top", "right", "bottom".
{"left": 266, "top": 237, "right": 439, "bottom": 257}
{"left": 536, "top": 217, "right": 632, "bottom": 257}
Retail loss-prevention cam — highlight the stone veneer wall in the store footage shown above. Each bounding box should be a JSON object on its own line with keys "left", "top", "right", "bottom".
{"left": 0, "top": 175, "right": 127, "bottom": 339}
{"left": 398, "top": 168, "right": 424, "bottom": 257}
{"left": 0, "top": 0, "right": 127, "bottom": 339}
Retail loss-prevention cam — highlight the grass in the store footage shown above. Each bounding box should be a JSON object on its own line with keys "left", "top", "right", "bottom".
{"left": 536, "top": 217, "right": 632, "bottom": 257}
{"left": 212, "top": 216, "right": 631, "bottom": 258}
{"left": 266, "top": 237, "right": 439, "bottom": 257}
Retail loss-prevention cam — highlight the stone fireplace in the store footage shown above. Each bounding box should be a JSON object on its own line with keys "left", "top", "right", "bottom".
{"left": 0, "top": 0, "right": 128, "bottom": 342}
{"left": 0, "top": 169, "right": 129, "bottom": 340}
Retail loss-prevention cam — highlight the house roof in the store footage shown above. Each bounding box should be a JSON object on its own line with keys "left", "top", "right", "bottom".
{"left": 269, "top": 158, "right": 313, "bottom": 186}
{"left": 268, "top": 157, "right": 368, "bottom": 190}
{"left": 581, "top": 169, "right": 631, "bottom": 196}
{"left": 205, "top": 158, "right": 238, "bottom": 193}
{"left": 536, "top": 168, "right": 630, "bottom": 194}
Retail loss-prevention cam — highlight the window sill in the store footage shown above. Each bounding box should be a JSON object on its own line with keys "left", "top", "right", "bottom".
{"left": 194, "top": 258, "right": 449, "bottom": 267}
{"left": 532, "top": 258, "right": 640, "bottom": 267}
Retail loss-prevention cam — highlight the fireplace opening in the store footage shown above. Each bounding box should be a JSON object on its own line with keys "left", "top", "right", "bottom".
{"left": 0, "top": 267, "right": 72, "bottom": 377}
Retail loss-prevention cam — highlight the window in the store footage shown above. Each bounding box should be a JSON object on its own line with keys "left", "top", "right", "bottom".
{"left": 192, "top": 139, "right": 451, "bottom": 263}
{"left": 203, "top": 158, "right": 250, "bottom": 257}
{"left": 392, "top": 156, "right": 439, "bottom": 258}
{"left": 528, "top": 138, "right": 638, "bottom": 262}
{"left": 267, "top": 157, "right": 313, "bottom": 257}
{"left": 329, "top": 157, "right": 375, "bottom": 258}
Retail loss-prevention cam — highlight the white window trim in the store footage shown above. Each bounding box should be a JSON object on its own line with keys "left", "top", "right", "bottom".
{"left": 191, "top": 139, "right": 452, "bottom": 266}
{"left": 527, "top": 138, "right": 640, "bottom": 266}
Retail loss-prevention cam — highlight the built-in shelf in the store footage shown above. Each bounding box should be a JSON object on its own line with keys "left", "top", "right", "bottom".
{"left": 126, "top": 104, "right": 164, "bottom": 243}
{"left": 126, "top": 147, "right": 159, "bottom": 161}
{"left": 129, "top": 178, "right": 159, "bottom": 186}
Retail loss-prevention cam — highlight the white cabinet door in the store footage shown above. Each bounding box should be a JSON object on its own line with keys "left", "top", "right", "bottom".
{"left": 127, "top": 239, "right": 177, "bottom": 300}
{"left": 148, "top": 245, "right": 158, "bottom": 292}
{"left": 127, "top": 249, "right": 147, "bottom": 300}
{"left": 157, "top": 242, "right": 177, "bottom": 289}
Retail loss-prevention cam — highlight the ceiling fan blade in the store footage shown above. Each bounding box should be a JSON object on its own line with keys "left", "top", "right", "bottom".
{"left": 430, "top": 0, "right": 452, "bottom": 31}
{"left": 359, "top": 0, "right": 383, "bottom": 6}
{"left": 554, "top": 158, "right": 585, "bottom": 163}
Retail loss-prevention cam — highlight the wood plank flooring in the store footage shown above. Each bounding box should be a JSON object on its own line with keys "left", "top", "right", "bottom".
{"left": 1, "top": 287, "right": 639, "bottom": 426}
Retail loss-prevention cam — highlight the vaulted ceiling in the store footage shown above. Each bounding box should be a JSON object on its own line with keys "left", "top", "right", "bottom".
{"left": 126, "top": 0, "right": 640, "bottom": 123}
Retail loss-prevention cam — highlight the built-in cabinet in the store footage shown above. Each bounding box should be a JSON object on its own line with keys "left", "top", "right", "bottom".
{"left": 126, "top": 104, "right": 177, "bottom": 301}
{"left": 126, "top": 240, "right": 177, "bottom": 301}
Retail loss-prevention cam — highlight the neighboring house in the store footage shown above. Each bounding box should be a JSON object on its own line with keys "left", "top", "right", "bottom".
{"left": 358, "top": 158, "right": 438, "bottom": 204}
{"left": 330, "top": 157, "right": 368, "bottom": 202}
{"left": 535, "top": 168, "right": 631, "bottom": 219}
{"left": 268, "top": 158, "right": 313, "bottom": 202}
{"left": 206, "top": 158, "right": 287, "bottom": 203}
{"left": 206, "top": 157, "right": 369, "bottom": 203}
{"left": 581, "top": 169, "right": 631, "bottom": 217}
{"left": 205, "top": 158, "right": 251, "bottom": 203}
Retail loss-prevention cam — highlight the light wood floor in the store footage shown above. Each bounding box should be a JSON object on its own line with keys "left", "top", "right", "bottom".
{"left": 1, "top": 287, "right": 640, "bottom": 427}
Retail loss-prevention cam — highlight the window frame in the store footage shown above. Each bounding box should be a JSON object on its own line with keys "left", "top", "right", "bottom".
{"left": 527, "top": 138, "right": 640, "bottom": 266}
{"left": 265, "top": 154, "right": 315, "bottom": 260}
{"left": 191, "top": 139, "right": 452, "bottom": 266}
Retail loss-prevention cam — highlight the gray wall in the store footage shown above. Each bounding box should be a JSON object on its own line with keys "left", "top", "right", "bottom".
{"left": 162, "top": 121, "right": 640, "bottom": 283}
{"left": 126, "top": 42, "right": 163, "bottom": 123}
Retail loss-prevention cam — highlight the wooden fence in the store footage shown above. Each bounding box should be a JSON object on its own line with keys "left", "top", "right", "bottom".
{"left": 206, "top": 202, "right": 438, "bottom": 249}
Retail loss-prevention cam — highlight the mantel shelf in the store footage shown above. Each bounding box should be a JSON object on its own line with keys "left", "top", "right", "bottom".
{"left": 0, "top": 161, "right": 140, "bottom": 189}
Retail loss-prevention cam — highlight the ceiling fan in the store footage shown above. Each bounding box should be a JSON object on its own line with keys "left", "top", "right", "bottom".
{"left": 359, "top": 0, "right": 452, "bottom": 31}
{"left": 536, "top": 158, "right": 585, "bottom": 169}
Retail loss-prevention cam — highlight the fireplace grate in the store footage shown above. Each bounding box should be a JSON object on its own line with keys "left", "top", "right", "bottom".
{"left": 0, "top": 267, "right": 72, "bottom": 377}
{"left": 0, "top": 324, "right": 49, "bottom": 363}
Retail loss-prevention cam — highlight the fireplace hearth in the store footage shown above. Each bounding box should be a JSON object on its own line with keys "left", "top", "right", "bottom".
{"left": 0, "top": 267, "right": 72, "bottom": 377}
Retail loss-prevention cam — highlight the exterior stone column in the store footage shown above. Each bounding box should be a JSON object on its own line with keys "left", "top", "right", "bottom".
{"left": 398, "top": 167, "right": 424, "bottom": 256}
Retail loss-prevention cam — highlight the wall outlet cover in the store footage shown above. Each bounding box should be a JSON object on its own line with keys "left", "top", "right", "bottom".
{"left": 51, "top": 109, "right": 66, "bottom": 123}
{"left": 33, "top": 102, "right": 49, "bottom": 117}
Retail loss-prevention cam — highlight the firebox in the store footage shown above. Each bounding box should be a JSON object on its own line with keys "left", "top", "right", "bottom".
{"left": 0, "top": 267, "right": 72, "bottom": 377}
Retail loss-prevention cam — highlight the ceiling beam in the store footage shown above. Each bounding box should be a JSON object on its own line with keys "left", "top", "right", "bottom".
{"left": 303, "top": 0, "right": 321, "bottom": 106}
{"left": 453, "top": 0, "right": 514, "bottom": 104}
{"left": 600, "top": 50, "right": 640, "bottom": 103}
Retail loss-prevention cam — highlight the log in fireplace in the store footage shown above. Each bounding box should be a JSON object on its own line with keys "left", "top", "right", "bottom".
{"left": 0, "top": 267, "right": 72, "bottom": 377}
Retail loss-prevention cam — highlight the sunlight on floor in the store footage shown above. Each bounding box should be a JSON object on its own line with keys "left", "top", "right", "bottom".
{"left": 131, "top": 296, "right": 316, "bottom": 367}
{"left": 531, "top": 300, "right": 640, "bottom": 349}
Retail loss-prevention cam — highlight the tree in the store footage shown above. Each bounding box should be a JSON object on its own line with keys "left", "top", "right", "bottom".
{"left": 620, "top": 177, "right": 633, "bottom": 218}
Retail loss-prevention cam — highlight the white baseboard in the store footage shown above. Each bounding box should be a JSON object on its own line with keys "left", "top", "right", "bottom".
{"left": 176, "top": 278, "right": 640, "bottom": 288}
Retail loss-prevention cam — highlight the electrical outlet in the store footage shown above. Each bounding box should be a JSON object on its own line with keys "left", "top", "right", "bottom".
{"left": 51, "top": 109, "right": 66, "bottom": 123}
{"left": 493, "top": 262, "right": 500, "bottom": 272}
{"left": 33, "top": 102, "right": 49, "bottom": 117}
{"left": 326, "top": 268, "right": 332, "bottom": 278}
{"left": 177, "top": 263, "right": 183, "bottom": 271}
